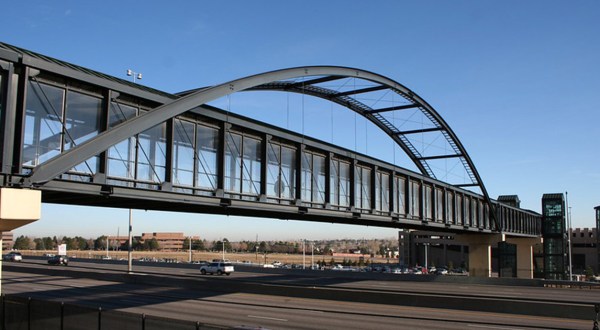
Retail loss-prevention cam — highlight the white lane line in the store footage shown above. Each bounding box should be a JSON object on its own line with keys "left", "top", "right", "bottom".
{"left": 467, "top": 325, "right": 526, "bottom": 330}
{"left": 247, "top": 315, "right": 288, "bottom": 322}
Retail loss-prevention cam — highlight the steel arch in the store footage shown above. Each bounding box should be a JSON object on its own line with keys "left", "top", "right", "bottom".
{"left": 22, "top": 66, "right": 496, "bottom": 227}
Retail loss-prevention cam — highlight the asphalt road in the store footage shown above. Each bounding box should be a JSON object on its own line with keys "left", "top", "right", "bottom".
{"left": 1, "top": 259, "right": 597, "bottom": 329}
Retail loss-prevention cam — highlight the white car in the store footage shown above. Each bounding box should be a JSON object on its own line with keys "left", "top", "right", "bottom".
{"left": 3, "top": 252, "right": 23, "bottom": 262}
{"left": 200, "top": 262, "right": 234, "bottom": 275}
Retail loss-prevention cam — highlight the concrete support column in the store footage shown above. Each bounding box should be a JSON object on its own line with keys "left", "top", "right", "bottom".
{"left": 0, "top": 188, "right": 42, "bottom": 231}
{"left": 0, "top": 188, "right": 42, "bottom": 295}
{"left": 455, "top": 234, "right": 503, "bottom": 278}
{"left": 506, "top": 237, "right": 542, "bottom": 279}
{"left": 468, "top": 242, "right": 492, "bottom": 277}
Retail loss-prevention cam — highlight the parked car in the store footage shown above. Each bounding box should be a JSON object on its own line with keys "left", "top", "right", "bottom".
{"left": 3, "top": 252, "right": 23, "bottom": 262}
{"left": 199, "top": 262, "right": 234, "bottom": 275}
{"left": 48, "top": 255, "right": 69, "bottom": 266}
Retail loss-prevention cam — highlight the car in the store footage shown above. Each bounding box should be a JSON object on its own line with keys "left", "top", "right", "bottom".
{"left": 199, "top": 262, "right": 234, "bottom": 275}
{"left": 3, "top": 252, "right": 23, "bottom": 262}
{"left": 48, "top": 255, "right": 69, "bottom": 266}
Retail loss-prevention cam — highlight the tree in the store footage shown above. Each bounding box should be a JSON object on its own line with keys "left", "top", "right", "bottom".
{"left": 34, "top": 238, "right": 44, "bottom": 250}
{"left": 94, "top": 236, "right": 107, "bottom": 250}
{"left": 585, "top": 266, "right": 595, "bottom": 279}
{"left": 13, "top": 235, "right": 31, "bottom": 250}
{"left": 192, "top": 239, "right": 205, "bottom": 251}
{"left": 143, "top": 238, "right": 159, "bottom": 251}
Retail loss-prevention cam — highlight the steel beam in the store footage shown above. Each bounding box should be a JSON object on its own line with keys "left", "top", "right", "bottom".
{"left": 369, "top": 104, "right": 420, "bottom": 114}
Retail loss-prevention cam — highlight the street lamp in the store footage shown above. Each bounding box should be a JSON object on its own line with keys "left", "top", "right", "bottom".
{"left": 127, "top": 69, "right": 142, "bottom": 82}
{"left": 125, "top": 68, "right": 142, "bottom": 274}
{"left": 222, "top": 238, "right": 226, "bottom": 261}
{"left": 188, "top": 236, "right": 192, "bottom": 263}
{"left": 302, "top": 239, "right": 306, "bottom": 270}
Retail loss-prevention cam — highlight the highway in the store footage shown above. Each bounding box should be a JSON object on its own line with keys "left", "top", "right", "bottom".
{"left": 2, "top": 259, "right": 597, "bottom": 329}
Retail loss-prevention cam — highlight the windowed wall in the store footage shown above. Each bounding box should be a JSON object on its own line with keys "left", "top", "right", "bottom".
{"left": 301, "top": 150, "right": 326, "bottom": 206}
{"left": 409, "top": 180, "right": 420, "bottom": 219}
{"left": 267, "top": 141, "right": 296, "bottom": 203}
{"left": 225, "top": 131, "right": 261, "bottom": 199}
{"left": 393, "top": 176, "right": 406, "bottom": 215}
{"left": 330, "top": 158, "right": 350, "bottom": 209}
{"left": 196, "top": 124, "right": 219, "bottom": 194}
{"left": 23, "top": 80, "right": 101, "bottom": 179}
{"left": 107, "top": 102, "right": 137, "bottom": 185}
{"left": 171, "top": 119, "right": 220, "bottom": 195}
{"left": 374, "top": 171, "right": 390, "bottom": 214}
{"left": 354, "top": 165, "right": 371, "bottom": 211}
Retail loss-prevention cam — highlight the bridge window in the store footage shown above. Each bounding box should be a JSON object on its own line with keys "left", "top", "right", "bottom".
{"left": 107, "top": 102, "right": 137, "bottom": 183}
{"left": 196, "top": 124, "right": 219, "bottom": 193}
{"left": 393, "top": 176, "right": 406, "bottom": 215}
{"left": 409, "top": 180, "right": 420, "bottom": 218}
{"left": 423, "top": 184, "right": 433, "bottom": 220}
{"left": 446, "top": 191, "right": 454, "bottom": 224}
{"left": 23, "top": 82, "right": 102, "bottom": 179}
{"left": 173, "top": 119, "right": 195, "bottom": 188}
{"left": 330, "top": 158, "right": 350, "bottom": 209}
{"left": 456, "top": 194, "right": 463, "bottom": 225}
{"left": 137, "top": 110, "right": 167, "bottom": 186}
{"left": 63, "top": 90, "right": 102, "bottom": 177}
{"left": 355, "top": 165, "right": 371, "bottom": 211}
{"left": 172, "top": 120, "right": 219, "bottom": 194}
{"left": 435, "top": 188, "right": 444, "bottom": 222}
{"left": 267, "top": 142, "right": 296, "bottom": 202}
{"left": 225, "top": 131, "right": 261, "bottom": 198}
{"left": 375, "top": 171, "right": 390, "bottom": 213}
{"left": 470, "top": 197, "right": 477, "bottom": 227}
{"left": 23, "top": 81, "right": 64, "bottom": 168}
{"left": 301, "top": 151, "right": 326, "bottom": 205}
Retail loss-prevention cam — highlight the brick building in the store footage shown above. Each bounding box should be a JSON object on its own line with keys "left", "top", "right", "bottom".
{"left": 140, "top": 232, "right": 199, "bottom": 251}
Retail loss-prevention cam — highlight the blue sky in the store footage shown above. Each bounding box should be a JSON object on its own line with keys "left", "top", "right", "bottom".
{"left": 3, "top": 1, "right": 599, "bottom": 240}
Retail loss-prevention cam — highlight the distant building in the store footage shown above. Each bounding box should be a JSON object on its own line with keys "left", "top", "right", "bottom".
{"left": 570, "top": 228, "right": 598, "bottom": 274}
{"left": 106, "top": 233, "right": 200, "bottom": 251}
{"left": 140, "top": 232, "right": 199, "bottom": 251}
{"left": 2, "top": 231, "right": 13, "bottom": 250}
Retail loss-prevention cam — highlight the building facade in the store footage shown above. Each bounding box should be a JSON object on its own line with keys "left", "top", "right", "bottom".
{"left": 140, "top": 232, "right": 199, "bottom": 251}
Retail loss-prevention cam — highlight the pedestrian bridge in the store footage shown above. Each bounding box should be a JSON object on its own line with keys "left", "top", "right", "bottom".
{"left": 0, "top": 42, "right": 541, "bottom": 239}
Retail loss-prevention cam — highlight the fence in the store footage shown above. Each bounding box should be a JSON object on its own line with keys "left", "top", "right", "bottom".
{"left": 0, "top": 295, "right": 226, "bottom": 330}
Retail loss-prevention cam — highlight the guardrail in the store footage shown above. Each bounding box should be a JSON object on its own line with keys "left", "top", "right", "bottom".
{"left": 0, "top": 295, "right": 226, "bottom": 330}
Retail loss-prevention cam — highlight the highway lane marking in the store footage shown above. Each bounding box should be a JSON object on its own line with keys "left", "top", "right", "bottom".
{"left": 467, "top": 325, "right": 526, "bottom": 330}
{"left": 247, "top": 315, "right": 288, "bottom": 322}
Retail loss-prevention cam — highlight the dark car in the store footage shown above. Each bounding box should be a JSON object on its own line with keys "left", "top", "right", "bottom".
{"left": 48, "top": 255, "right": 69, "bottom": 266}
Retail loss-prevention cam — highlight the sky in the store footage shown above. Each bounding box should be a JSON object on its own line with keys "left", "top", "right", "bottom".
{"left": 2, "top": 1, "right": 599, "bottom": 241}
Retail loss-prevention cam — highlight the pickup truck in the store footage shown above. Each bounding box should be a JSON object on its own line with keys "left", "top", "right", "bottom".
{"left": 199, "top": 262, "right": 234, "bottom": 275}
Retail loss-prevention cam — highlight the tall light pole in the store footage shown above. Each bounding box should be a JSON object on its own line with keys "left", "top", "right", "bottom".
{"left": 127, "top": 209, "right": 133, "bottom": 273}
{"left": 302, "top": 239, "right": 306, "bottom": 270}
{"left": 126, "top": 69, "right": 141, "bottom": 274}
{"left": 311, "top": 241, "right": 314, "bottom": 270}
{"left": 566, "top": 191, "right": 572, "bottom": 281}
{"left": 188, "top": 236, "right": 192, "bottom": 263}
